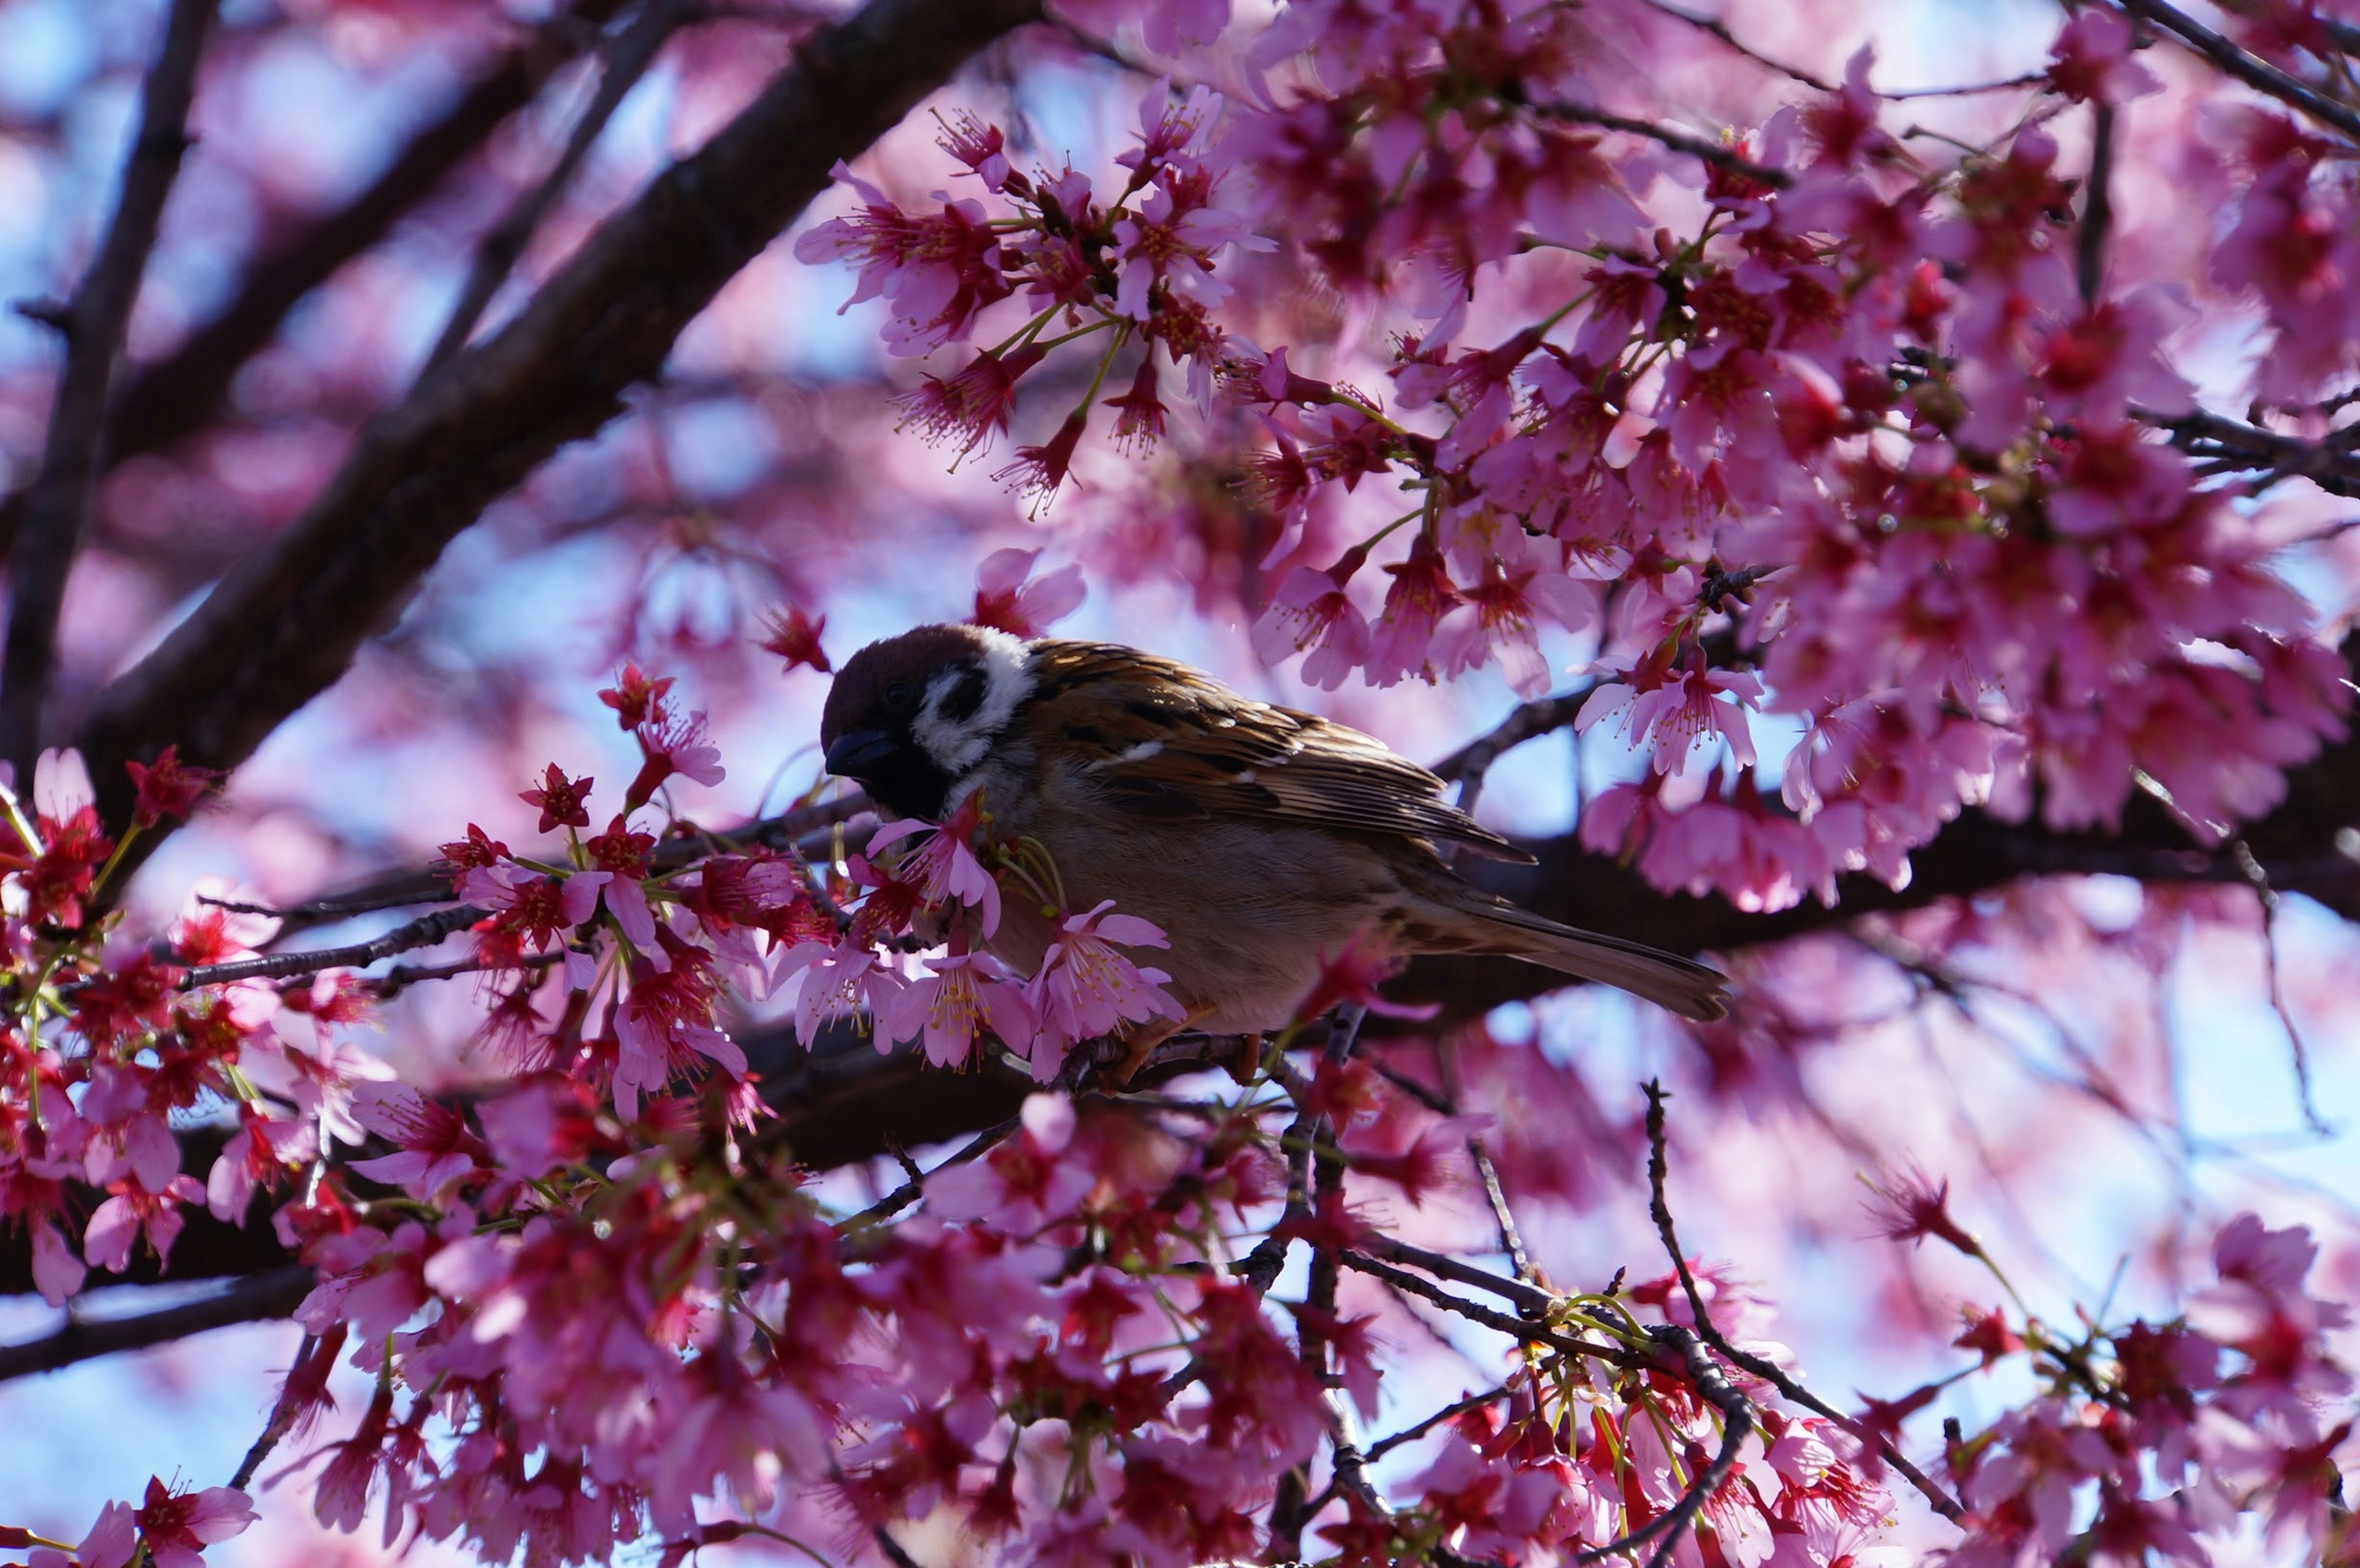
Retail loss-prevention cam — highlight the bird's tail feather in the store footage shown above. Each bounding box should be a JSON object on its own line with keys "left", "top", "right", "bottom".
{"left": 1476, "top": 903, "right": 1730, "bottom": 1022}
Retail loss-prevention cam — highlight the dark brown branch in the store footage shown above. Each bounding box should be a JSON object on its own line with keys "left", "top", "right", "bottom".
{"left": 2111, "top": 0, "right": 2360, "bottom": 143}
{"left": 1573, "top": 1325, "right": 1752, "bottom": 1568}
{"left": 0, "top": 0, "right": 218, "bottom": 778}
{"left": 90, "top": 0, "right": 629, "bottom": 484}
{"left": 1337, "top": 1249, "right": 1640, "bottom": 1369}
{"left": 2230, "top": 840, "right": 2333, "bottom": 1135}
{"left": 77, "top": 0, "right": 1048, "bottom": 860}
{"left": 2211, "top": 0, "right": 2360, "bottom": 60}
{"left": 0, "top": 1266, "right": 310, "bottom": 1382}
{"left": 422, "top": 0, "right": 699, "bottom": 372}
{"left": 1364, "top": 1380, "right": 1520, "bottom": 1460}
{"left": 178, "top": 904, "right": 486, "bottom": 987}
{"left": 1532, "top": 100, "right": 1792, "bottom": 188}
{"left": 833, "top": 1113, "right": 1022, "bottom": 1239}
{"left": 2077, "top": 101, "right": 2115, "bottom": 307}
{"left": 1643, "top": 1082, "right": 1966, "bottom": 1523}
{"left": 2130, "top": 402, "right": 2360, "bottom": 500}
{"left": 1434, "top": 691, "right": 1587, "bottom": 817}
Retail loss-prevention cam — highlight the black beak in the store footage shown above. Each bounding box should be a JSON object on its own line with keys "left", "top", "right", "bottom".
{"left": 824, "top": 727, "right": 898, "bottom": 780}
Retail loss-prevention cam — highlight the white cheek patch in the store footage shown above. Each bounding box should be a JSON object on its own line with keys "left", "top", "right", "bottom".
{"left": 911, "top": 627, "right": 1034, "bottom": 778}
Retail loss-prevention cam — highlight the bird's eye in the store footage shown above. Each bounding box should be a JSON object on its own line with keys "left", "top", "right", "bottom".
{"left": 884, "top": 678, "right": 917, "bottom": 707}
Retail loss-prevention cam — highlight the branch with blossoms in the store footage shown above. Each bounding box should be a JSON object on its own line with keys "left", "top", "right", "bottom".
{"left": 804, "top": 4, "right": 2354, "bottom": 934}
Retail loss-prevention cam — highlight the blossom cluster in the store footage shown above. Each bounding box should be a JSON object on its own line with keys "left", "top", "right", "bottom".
{"left": 1866, "top": 1176, "right": 2356, "bottom": 1568}
{"left": 1, "top": 632, "right": 2351, "bottom": 1563}
{"left": 815, "top": 1, "right": 2353, "bottom": 917}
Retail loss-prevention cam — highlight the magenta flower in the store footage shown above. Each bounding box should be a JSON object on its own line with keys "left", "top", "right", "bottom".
{"left": 972, "top": 545, "right": 1087, "bottom": 637}
{"left": 133, "top": 1478, "right": 256, "bottom": 1568}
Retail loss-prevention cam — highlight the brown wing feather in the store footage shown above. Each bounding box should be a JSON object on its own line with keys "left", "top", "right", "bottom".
{"left": 1023, "top": 641, "right": 1533, "bottom": 861}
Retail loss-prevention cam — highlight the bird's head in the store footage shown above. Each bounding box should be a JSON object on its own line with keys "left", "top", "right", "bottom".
{"left": 819, "top": 622, "right": 1034, "bottom": 820}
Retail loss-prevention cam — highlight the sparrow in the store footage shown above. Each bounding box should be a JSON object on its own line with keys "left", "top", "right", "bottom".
{"left": 819, "top": 623, "right": 1729, "bottom": 1038}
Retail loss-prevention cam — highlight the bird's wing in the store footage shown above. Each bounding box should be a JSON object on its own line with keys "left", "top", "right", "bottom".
{"left": 1021, "top": 640, "right": 1532, "bottom": 861}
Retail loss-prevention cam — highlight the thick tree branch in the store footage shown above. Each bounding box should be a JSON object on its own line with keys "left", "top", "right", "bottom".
{"left": 0, "top": 1266, "right": 309, "bottom": 1382}
{"left": 0, "top": 0, "right": 218, "bottom": 779}
{"left": 2131, "top": 402, "right": 2360, "bottom": 498}
{"left": 77, "top": 0, "right": 1046, "bottom": 850}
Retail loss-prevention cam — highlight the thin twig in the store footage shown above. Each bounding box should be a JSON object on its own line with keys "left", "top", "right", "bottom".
{"left": 1436, "top": 691, "right": 1591, "bottom": 816}
{"left": 1362, "top": 1234, "right": 1556, "bottom": 1317}
{"left": 1364, "top": 1379, "right": 1521, "bottom": 1460}
{"left": 1530, "top": 101, "right": 1792, "bottom": 189}
{"left": 1882, "top": 71, "right": 2047, "bottom": 100}
{"left": 2077, "top": 101, "right": 2115, "bottom": 306}
{"left": 1629, "top": 0, "right": 1833, "bottom": 92}
{"left": 1573, "top": 1325, "right": 1753, "bottom": 1568}
{"left": 1272, "top": 1116, "right": 1345, "bottom": 1554}
{"left": 179, "top": 905, "right": 487, "bottom": 987}
{"left": 2112, "top": 0, "right": 2360, "bottom": 143}
{"left": 0, "top": 0, "right": 218, "bottom": 778}
{"left": 1642, "top": 1082, "right": 1966, "bottom": 1522}
{"left": 422, "top": 0, "right": 694, "bottom": 372}
{"left": 229, "top": 1324, "right": 335, "bottom": 1488}
{"left": 1436, "top": 1037, "right": 1538, "bottom": 1283}
{"left": 1336, "top": 1249, "right": 1639, "bottom": 1368}
{"left": 0, "top": 1266, "right": 312, "bottom": 1382}
{"left": 2231, "top": 839, "right": 2334, "bottom": 1135}
{"left": 833, "top": 1113, "right": 1023, "bottom": 1239}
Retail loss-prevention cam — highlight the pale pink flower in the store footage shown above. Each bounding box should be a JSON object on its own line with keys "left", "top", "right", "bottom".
{"left": 2047, "top": 9, "right": 2161, "bottom": 104}
{"left": 30, "top": 1219, "right": 84, "bottom": 1305}
{"left": 777, "top": 939, "right": 906, "bottom": 1046}
{"left": 1023, "top": 900, "right": 1184, "bottom": 1078}
{"left": 883, "top": 950, "right": 1036, "bottom": 1068}
{"left": 348, "top": 1081, "right": 490, "bottom": 1198}
{"left": 1578, "top": 652, "right": 1764, "bottom": 775}
{"left": 867, "top": 792, "right": 1002, "bottom": 936}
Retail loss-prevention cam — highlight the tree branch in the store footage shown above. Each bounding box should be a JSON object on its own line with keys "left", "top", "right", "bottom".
{"left": 1530, "top": 100, "right": 1792, "bottom": 189}
{"left": 421, "top": 0, "right": 701, "bottom": 372}
{"left": 0, "top": 0, "right": 218, "bottom": 778}
{"left": 2110, "top": 0, "right": 2360, "bottom": 144}
{"left": 92, "top": 0, "right": 627, "bottom": 485}
{"left": 1643, "top": 1081, "right": 1966, "bottom": 1523}
{"left": 2077, "top": 101, "right": 2115, "bottom": 306}
{"left": 177, "top": 904, "right": 486, "bottom": 987}
{"left": 77, "top": 0, "right": 1047, "bottom": 858}
{"left": 1628, "top": 0, "right": 1834, "bottom": 93}
{"left": 0, "top": 1266, "right": 309, "bottom": 1382}
{"left": 2131, "top": 402, "right": 2360, "bottom": 499}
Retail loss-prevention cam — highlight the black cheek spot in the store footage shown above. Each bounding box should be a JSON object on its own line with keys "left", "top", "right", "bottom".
{"left": 938, "top": 664, "right": 988, "bottom": 723}
{"left": 1064, "top": 724, "right": 1110, "bottom": 748}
